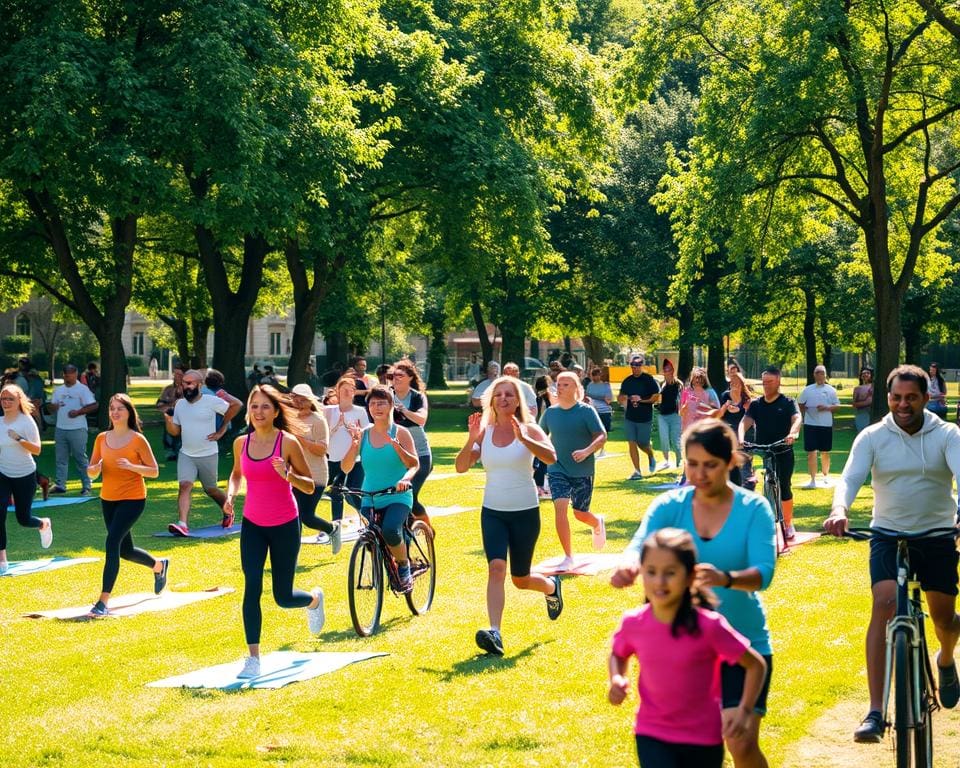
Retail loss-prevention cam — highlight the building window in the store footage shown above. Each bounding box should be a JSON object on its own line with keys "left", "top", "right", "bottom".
{"left": 14, "top": 314, "right": 30, "bottom": 337}
{"left": 132, "top": 331, "right": 145, "bottom": 357}
{"left": 269, "top": 332, "right": 282, "bottom": 356}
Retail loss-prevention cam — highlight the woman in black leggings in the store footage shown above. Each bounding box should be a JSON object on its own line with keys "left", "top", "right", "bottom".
{"left": 0, "top": 383, "right": 49, "bottom": 574}
{"left": 85, "top": 394, "right": 167, "bottom": 617}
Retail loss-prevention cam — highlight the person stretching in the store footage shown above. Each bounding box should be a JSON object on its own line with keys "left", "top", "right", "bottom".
{"left": 0, "top": 384, "right": 50, "bottom": 573}
{"left": 85, "top": 394, "right": 167, "bottom": 617}
{"left": 225, "top": 385, "right": 325, "bottom": 680}
{"left": 456, "top": 376, "right": 562, "bottom": 655}
{"left": 609, "top": 528, "right": 766, "bottom": 768}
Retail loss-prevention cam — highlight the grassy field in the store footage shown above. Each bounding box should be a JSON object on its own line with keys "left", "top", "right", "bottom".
{"left": 0, "top": 380, "right": 951, "bottom": 766}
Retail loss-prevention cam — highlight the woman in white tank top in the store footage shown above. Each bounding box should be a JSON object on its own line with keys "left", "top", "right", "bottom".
{"left": 455, "top": 376, "right": 561, "bottom": 657}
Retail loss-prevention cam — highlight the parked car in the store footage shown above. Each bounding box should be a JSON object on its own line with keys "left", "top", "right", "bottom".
{"left": 520, "top": 357, "right": 548, "bottom": 383}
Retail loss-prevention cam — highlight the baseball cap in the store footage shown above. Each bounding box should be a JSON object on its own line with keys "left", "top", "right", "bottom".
{"left": 290, "top": 383, "right": 319, "bottom": 401}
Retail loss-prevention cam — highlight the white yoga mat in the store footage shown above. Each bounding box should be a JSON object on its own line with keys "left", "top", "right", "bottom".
{"left": 1, "top": 557, "right": 99, "bottom": 578}
{"left": 25, "top": 587, "right": 235, "bottom": 620}
{"left": 424, "top": 505, "right": 475, "bottom": 518}
{"left": 146, "top": 651, "right": 388, "bottom": 690}
{"left": 532, "top": 553, "right": 623, "bottom": 576}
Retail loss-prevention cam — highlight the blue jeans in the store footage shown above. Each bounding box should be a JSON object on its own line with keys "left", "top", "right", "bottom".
{"left": 657, "top": 413, "right": 682, "bottom": 462}
{"left": 362, "top": 502, "right": 410, "bottom": 548}
{"left": 55, "top": 427, "right": 91, "bottom": 491}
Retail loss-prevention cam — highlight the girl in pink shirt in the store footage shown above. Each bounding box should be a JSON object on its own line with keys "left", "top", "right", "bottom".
{"left": 608, "top": 528, "right": 766, "bottom": 768}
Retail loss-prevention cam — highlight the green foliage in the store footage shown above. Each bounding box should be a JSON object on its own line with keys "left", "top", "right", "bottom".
{"left": 1, "top": 334, "right": 31, "bottom": 353}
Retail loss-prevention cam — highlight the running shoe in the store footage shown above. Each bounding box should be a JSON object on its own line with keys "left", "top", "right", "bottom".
{"left": 154, "top": 558, "right": 169, "bottom": 594}
{"left": 329, "top": 521, "right": 342, "bottom": 556}
{"left": 628, "top": 470, "right": 643, "bottom": 481}
{"left": 784, "top": 524, "right": 797, "bottom": 541}
{"left": 937, "top": 652, "right": 960, "bottom": 709}
{"left": 88, "top": 601, "right": 110, "bottom": 619}
{"left": 80, "top": 488, "right": 92, "bottom": 497}
{"left": 49, "top": 485, "right": 67, "bottom": 495}
{"left": 307, "top": 587, "right": 325, "bottom": 634}
{"left": 557, "top": 555, "right": 575, "bottom": 572}
{"left": 655, "top": 461, "right": 670, "bottom": 471}
{"left": 648, "top": 458, "right": 657, "bottom": 474}
{"left": 167, "top": 521, "right": 190, "bottom": 537}
{"left": 475, "top": 628, "right": 504, "bottom": 656}
{"left": 314, "top": 532, "right": 330, "bottom": 545}
{"left": 592, "top": 515, "right": 607, "bottom": 551}
{"left": 221, "top": 509, "right": 235, "bottom": 528}
{"left": 39, "top": 518, "right": 53, "bottom": 549}
{"left": 545, "top": 575, "right": 564, "bottom": 620}
{"left": 801, "top": 480, "right": 818, "bottom": 490}
{"left": 853, "top": 710, "right": 884, "bottom": 743}
{"left": 0, "top": 561, "right": 9, "bottom": 575}
{"left": 237, "top": 656, "right": 261, "bottom": 679}
{"left": 397, "top": 563, "right": 414, "bottom": 594}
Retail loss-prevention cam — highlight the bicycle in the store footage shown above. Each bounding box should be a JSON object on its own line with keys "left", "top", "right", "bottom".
{"left": 843, "top": 526, "right": 957, "bottom": 768}
{"left": 331, "top": 485, "right": 436, "bottom": 637}
{"left": 741, "top": 439, "right": 791, "bottom": 554}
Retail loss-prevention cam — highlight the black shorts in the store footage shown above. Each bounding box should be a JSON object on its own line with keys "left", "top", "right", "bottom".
{"left": 480, "top": 506, "right": 541, "bottom": 577}
{"left": 869, "top": 537, "right": 959, "bottom": 595}
{"left": 803, "top": 425, "right": 833, "bottom": 452}
{"left": 769, "top": 449, "right": 795, "bottom": 502}
{"left": 635, "top": 735, "right": 723, "bottom": 768}
{"left": 721, "top": 654, "right": 773, "bottom": 715}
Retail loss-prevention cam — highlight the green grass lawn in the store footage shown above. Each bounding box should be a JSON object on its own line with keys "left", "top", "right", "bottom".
{"left": 0, "top": 382, "right": 908, "bottom": 766}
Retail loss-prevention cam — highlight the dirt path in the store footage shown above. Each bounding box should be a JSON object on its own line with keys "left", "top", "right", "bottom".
{"left": 782, "top": 697, "right": 960, "bottom": 767}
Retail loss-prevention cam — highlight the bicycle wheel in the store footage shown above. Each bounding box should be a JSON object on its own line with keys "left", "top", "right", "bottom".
{"left": 763, "top": 471, "right": 786, "bottom": 553}
{"left": 404, "top": 520, "right": 435, "bottom": 615}
{"left": 348, "top": 537, "right": 383, "bottom": 637}
{"left": 893, "top": 630, "right": 915, "bottom": 768}
{"left": 915, "top": 620, "right": 934, "bottom": 768}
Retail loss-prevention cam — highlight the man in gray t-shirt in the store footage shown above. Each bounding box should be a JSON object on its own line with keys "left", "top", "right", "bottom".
{"left": 540, "top": 372, "right": 607, "bottom": 569}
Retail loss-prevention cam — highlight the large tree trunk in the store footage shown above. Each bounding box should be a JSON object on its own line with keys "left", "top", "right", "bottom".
{"left": 159, "top": 316, "right": 190, "bottom": 364}
{"left": 872, "top": 282, "right": 903, "bottom": 420}
{"left": 325, "top": 331, "right": 348, "bottom": 368}
{"left": 676, "top": 303, "right": 695, "bottom": 382}
{"left": 582, "top": 333, "right": 605, "bottom": 368}
{"left": 191, "top": 317, "right": 211, "bottom": 368}
{"left": 706, "top": 330, "right": 726, "bottom": 394}
{"left": 427, "top": 324, "right": 448, "bottom": 389}
{"left": 470, "top": 294, "right": 493, "bottom": 365}
{"left": 802, "top": 287, "right": 817, "bottom": 383}
{"left": 196, "top": 228, "right": 268, "bottom": 399}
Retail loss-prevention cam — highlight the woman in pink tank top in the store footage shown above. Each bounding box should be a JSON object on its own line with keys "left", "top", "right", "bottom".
{"left": 224, "top": 385, "right": 325, "bottom": 680}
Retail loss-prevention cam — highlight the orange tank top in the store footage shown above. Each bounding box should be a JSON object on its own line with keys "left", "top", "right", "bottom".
{"left": 94, "top": 431, "right": 152, "bottom": 501}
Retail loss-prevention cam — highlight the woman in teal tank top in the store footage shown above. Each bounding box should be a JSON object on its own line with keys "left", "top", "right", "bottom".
{"left": 341, "top": 386, "right": 420, "bottom": 592}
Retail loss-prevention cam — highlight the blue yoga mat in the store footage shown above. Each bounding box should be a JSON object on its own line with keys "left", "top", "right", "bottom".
{"left": 6, "top": 496, "right": 96, "bottom": 512}
{"left": 153, "top": 523, "right": 242, "bottom": 539}
{"left": 146, "top": 651, "right": 388, "bottom": 690}
{"left": 1, "top": 557, "right": 99, "bottom": 577}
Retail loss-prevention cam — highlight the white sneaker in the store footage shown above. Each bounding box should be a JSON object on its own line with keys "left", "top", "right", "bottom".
{"left": 628, "top": 470, "right": 643, "bottom": 481}
{"left": 801, "top": 480, "right": 818, "bottom": 490}
{"left": 592, "top": 516, "right": 607, "bottom": 550}
{"left": 307, "top": 587, "right": 325, "bottom": 634}
{"left": 314, "top": 532, "right": 330, "bottom": 545}
{"left": 655, "top": 461, "right": 670, "bottom": 471}
{"left": 39, "top": 518, "right": 53, "bottom": 549}
{"left": 784, "top": 525, "right": 797, "bottom": 541}
{"left": 329, "top": 521, "right": 342, "bottom": 555}
{"left": 557, "top": 555, "right": 575, "bottom": 572}
{"left": 237, "top": 656, "right": 261, "bottom": 679}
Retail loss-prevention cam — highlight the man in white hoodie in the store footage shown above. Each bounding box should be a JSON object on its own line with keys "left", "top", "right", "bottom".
{"left": 824, "top": 364, "right": 960, "bottom": 743}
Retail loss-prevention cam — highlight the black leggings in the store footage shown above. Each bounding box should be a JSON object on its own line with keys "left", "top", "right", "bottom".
{"left": 0, "top": 471, "right": 40, "bottom": 550}
{"left": 635, "top": 735, "right": 723, "bottom": 768}
{"left": 533, "top": 459, "right": 547, "bottom": 488}
{"left": 411, "top": 453, "right": 433, "bottom": 516}
{"left": 327, "top": 460, "right": 364, "bottom": 520}
{"left": 240, "top": 517, "right": 312, "bottom": 645}
{"left": 101, "top": 499, "right": 156, "bottom": 593}
{"left": 293, "top": 487, "right": 334, "bottom": 534}
{"left": 771, "top": 449, "right": 795, "bottom": 502}
{"left": 480, "top": 506, "right": 541, "bottom": 577}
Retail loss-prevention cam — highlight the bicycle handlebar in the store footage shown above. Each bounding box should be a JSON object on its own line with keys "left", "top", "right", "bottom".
{"left": 843, "top": 526, "right": 959, "bottom": 542}
{"left": 327, "top": 484, "right": 401, "bottom": 498}
{"left": 741, "top": 439, "right": 791, "bottom": 452}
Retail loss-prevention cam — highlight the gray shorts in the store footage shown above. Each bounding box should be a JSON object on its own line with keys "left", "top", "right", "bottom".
{"left": 177, "top": 453, "right": 220, "bottom": 488}
{"left": 624, "top": 419, "right": 652, "bottom": 447}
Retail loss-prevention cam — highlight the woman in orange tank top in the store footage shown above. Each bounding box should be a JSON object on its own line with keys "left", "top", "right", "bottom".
{"left": 85, "top": 394, "right": 167, "bottom": 618}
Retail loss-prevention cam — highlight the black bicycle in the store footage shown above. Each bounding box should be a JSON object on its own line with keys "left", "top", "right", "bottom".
{"left": 741, "top": 439, "right": 791, "bottom": 554}
{"left": 332, "top": 486, "right": 436, "bottom": 637}
{"left": 844, "top": 526, "right": 957, "bottom": 768}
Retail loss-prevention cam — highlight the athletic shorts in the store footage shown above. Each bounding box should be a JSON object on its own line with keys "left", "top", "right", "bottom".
{"left": 721, "top": 654, "right": 773, "bottom": 715}
{"left": 635, "top": 735, "right": 723, "bottom": 768}
{"left": 547, "top": 472, "right": 594, "bottom": 511}
{"left": 869, "top": 537, "right": 959, "bottom": 595}
{"left": 803, "top": 425, "right": 833, "bottom": 452}
{"left": 177, "top": 453, "right": 219, "bottom": 488}
{"left": 624, "top": 419, "right": 653, "bottom": 447}
{"left": 480, "top": 506, "right": 540, "bottom": 577}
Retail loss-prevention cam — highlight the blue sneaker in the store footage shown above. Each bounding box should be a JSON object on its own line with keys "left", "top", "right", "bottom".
{"left": 88, "top": 601, "right": 109, "bottom": 618}
{"left": 154, "top": 558, "right": 169, "bottom": 594}
{"left": 938, "top": 652, "right": 960, "bottom": 709}
{"left": 476, "top": 629, "right": 504, "bottom": 656}
{"left": 545, "top": 575, "right": 563, "bottom": 620}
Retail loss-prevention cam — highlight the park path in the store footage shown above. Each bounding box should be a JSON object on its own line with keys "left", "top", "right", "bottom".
{"left": 782, "top": 697, "right": 960, "bottom": 767}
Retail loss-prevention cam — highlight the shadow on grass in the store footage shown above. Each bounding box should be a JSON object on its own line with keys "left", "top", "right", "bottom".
{"left": 417, "top": 640, "right": 548, "bottom": 681}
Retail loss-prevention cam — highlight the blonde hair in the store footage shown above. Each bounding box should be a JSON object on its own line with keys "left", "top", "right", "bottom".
{"left": 481, "top": 377, "right": 533, "bottom": 428}
{"left": 1, "top": 384, "right": 33, "bottom": 415}
{"left": 556, "top": 371, "right": 584, "bottom": 401}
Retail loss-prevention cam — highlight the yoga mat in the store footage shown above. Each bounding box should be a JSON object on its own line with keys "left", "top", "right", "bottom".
{"left": 153, "top": 523, "right": 242, "bottom": 539}
{"left": 595, "top": 452, "right": 625, "bottom": 460}
{"left": 1, "top": 556, "right": 99, "bottom": 578}
{"left": 7, "top": 496, "right": 97, "bottom": 512}
{"left": 424, "top": 505, "right": 474, "bottom": 518}
{"left": 532, "top": 553, "right": 623, "bottom": 576}
{"left": 146, "top": 651, "right": 388, "bottom": 690}
{"left": 25, "top": 587, "right": 234, "bottom": 620}
{"left": 301, "top": 529, "right": 360, "bottom": 545}
{"left": 783, "top": 531, "right": 821, "bottom": 549}
{"left": 425, "top": 472, "right": 459, "bottom": 482}
{"left": 646, "top": 482, "right": 686, "bottom": 491}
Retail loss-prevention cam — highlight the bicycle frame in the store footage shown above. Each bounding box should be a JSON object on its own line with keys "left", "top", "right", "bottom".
{"left": 741, "top": 440, "right": 789, "bottom": 553}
